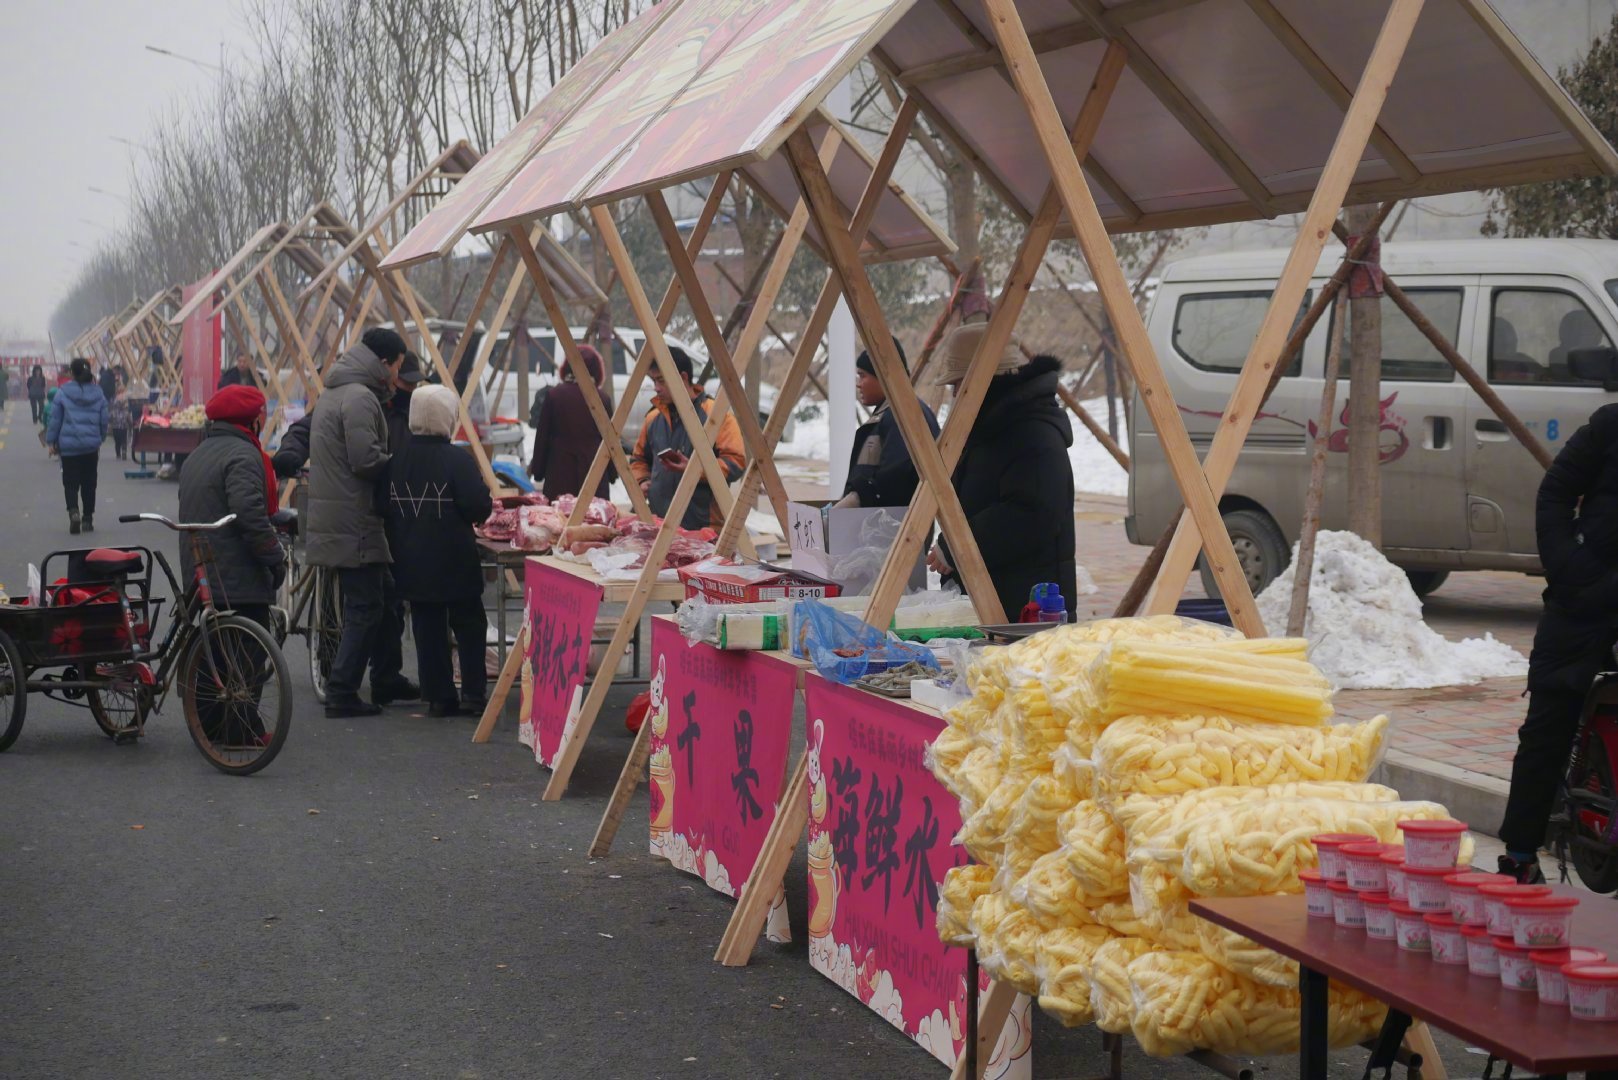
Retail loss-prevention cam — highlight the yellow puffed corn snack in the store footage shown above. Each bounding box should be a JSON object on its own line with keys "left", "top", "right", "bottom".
{"left": 937, "top": 864, "right": 993, "bottom": 947}
{"left": 1060, "top": 800, "right": 1127, "bottom": 898}
{"left": 970, "top": 891, "right": 1011, "bottom": 966}
{"left": 1196, "top": 919, "right": 1298, "bottom": 988}
{"left": 1034, "top": 925, "right": 1116, "bottom": 1027}
{"left": 959, "top": 772, "right": 1030, "bottom": 865}
{"left": 1001, "top": 773, "right": 1071, "bottom": 877}
{"left": 927, "top": 722, "right": 975, "bottom": 787}
{"left": 1044, "top": 616, "right": 1237, "bottom": 729}
{"left": 1089, "top": 936, "right": 1154, "bottom": 1034}
{"left": 1127, "top": 951, "right": 1386, "bottom": 1057}
{"left": 1010, "top": 849, "right": 1102, "bottom": 929}
{"left": 1093, "top": 714, "right": 1390, "bottom": 797}
{"left": 1111, "top": 781, "right": 1400, "bottom": 852}
{"left": 946, "top": 746, "right": 1002, "bottom": 818}
{"left": 981, "top": 904, "right": 1043, "bottom": 997}
{"left": 1051, "top": 744, "right": 1096, "bottom": 802}
{"left": 1092, "top": 640, "right": 1333, "bottom": 728}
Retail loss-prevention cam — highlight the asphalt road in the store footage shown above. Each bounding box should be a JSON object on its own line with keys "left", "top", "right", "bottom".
{"left": 0, "top": 400, "right": 1521, "bottom": 1079}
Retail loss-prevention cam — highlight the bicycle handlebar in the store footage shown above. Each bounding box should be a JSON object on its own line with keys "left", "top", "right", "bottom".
{"left": 118, "top": 513, "right": 238, "bottom": 531}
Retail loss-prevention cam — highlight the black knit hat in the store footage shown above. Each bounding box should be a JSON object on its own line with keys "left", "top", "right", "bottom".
{"left": 362, "top": 327, "right": 408, "bottom": 363}
{"left": 855, "top": 335, "right": 907, "bottom": 376}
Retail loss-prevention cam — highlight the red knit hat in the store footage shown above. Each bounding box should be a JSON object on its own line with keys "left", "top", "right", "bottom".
{"left": 206, "top": 384, "right": 266, "bottom": 424}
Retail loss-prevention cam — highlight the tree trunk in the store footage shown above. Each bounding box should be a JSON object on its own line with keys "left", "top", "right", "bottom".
{"left": 946, "top": 160, "right": 979, "bottom": 265}
{"left": 1344, "top": 205, "right": 1383, "bottom": 546}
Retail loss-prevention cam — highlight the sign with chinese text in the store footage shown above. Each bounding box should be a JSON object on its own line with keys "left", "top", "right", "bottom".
{"left": 521, "top": 559, "right": 602, "bottom": 768}
{"left": 647, "top": 620, "right": 796, "bottom": 938}
{"left": 179, "top": 275, "right": 221, "bottom": 407}
{"left": 805, "top": 676, "right": 1031, "bottom": 1076}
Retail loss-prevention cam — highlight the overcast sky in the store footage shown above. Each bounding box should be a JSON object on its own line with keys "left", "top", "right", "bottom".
{"left": 0, "top": 0, "right": 248, "bottom": 343}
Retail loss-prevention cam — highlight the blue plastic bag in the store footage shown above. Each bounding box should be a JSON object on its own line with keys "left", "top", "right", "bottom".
{"left": 794, "top": 597, "right": 939, "bottom": 685}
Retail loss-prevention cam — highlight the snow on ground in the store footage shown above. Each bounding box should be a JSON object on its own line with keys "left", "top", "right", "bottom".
{"left": 1256, "top": 530, "right": 1528, "bottom": 691}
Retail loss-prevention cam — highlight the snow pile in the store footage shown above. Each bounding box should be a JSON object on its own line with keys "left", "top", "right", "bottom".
{"left": 1255, "top": 530, "right": 1528, "bottom": 691}
{"left": 1067, "top": 397, "right": 1130, "bottom": 498}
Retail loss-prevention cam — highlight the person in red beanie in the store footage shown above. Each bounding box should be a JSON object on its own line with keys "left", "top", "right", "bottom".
{"left": 178, "top": 385, "right": 286, "bottom": 630}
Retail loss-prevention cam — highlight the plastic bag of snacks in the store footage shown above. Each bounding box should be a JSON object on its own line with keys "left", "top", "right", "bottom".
{"left": 1196, "top": 919, "right": 1299, "bottom": 988}
{"left": 1092, "top": 714, "right": 1390, "bottom": 797}
{"left": 1127, "top": 951, "right": 1387, "bottom": 1057}
{"left": 1034, "top": 924, "right": 1117, "bottom": 1027}
{"left": 958, "top": 773, "right": 1030, "bottom": 864}
{"left": 1000, "top": 772, "right": 1072, "bottom": 879}
{"left": 1044, "top": 616, "right": 1241, "bottom": 730}
{"left": 940, "top": 746, "right": 1001, "bottom": 819}
{"left": 1011, "top": 849, "right": 1101, "bottom": 929}
{"left": 1090, "top": 638, "right": 1330, "bottom": 728}
{"left": 981, "top": 903, "right": 1043, "bottom": 997}
{"left": 1110, "top": 782, "right": 1400, "bottom": 853}
{"left": 1051, "top": 743, "right": 1096, "bottom": 801}
{"left": 937, "top": 864, "right": 993, "bottom": 947}
{"left": 1090, "top": 936, "right": 1155, "bottom": 1034}
{"left": 1059, "top": 799, "right": 1128, "bottom": 898}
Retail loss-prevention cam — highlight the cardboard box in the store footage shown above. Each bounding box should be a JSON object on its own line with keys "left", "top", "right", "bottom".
{"left": 786, "top": 501, "right": 926, "bottom": 593}
{"left": 677, "top": 559, "right": 843, "bottom": 604}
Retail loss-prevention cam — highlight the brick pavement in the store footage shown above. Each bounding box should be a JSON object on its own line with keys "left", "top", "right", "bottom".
{"left": 1072, "top": 495, "right": 1535, "bottom": 783}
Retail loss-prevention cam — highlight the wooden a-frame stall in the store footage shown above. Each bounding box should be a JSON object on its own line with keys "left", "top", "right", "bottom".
{"left": 113, "top": 286, "right": 184, "bottom": 394}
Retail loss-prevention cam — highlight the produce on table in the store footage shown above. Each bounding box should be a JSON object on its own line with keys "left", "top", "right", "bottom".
{"left": 926, "top": 616, "right": 1458, "bottom": 1056}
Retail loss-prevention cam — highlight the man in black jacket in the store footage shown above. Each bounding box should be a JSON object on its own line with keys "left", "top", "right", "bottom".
{"left": 925, "top": 325, "right": 1076, "bottom": 620}
{"left": 836, "top": 338, "right": 939, "bottom": 509}
{"left": 1498, "top": 403, "right": 1618, "bottom": 883}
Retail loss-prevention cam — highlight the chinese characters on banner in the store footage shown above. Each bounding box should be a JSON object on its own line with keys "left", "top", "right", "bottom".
{"left": 521, "top": 560, "right": 602, "bottom": 768}
{"left": 647, "top": 621, "right": 795, "bottom": 940}
{"left": 179, "top": 276, "right": 221, "bottom": 408}
{"left": 805, "top": 677, "right": 1032, "bottom": 1077}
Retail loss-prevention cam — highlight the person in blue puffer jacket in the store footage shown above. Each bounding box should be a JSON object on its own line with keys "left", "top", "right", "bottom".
{"left": 45, "top": 357, "right": 109, "bottom": 534}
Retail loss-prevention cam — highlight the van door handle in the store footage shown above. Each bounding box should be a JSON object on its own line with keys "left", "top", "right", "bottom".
{"left": 1475, "top": 418, "right": 1509, "bottom": 441}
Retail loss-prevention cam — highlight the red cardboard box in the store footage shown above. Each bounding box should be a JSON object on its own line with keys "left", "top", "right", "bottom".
{"left": 678, "top": 560, "right": 842, "bottom": 604}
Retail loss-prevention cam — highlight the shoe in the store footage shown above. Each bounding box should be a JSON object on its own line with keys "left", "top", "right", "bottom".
{"left": 1497, "top": 854, "right": 1546, "bottom": 884}
{"left": 82, "top": 515, "right": 94, "bottom": 533}
{"left": 69, "top": 510, "right": 81, "bottom": 535}
{"left": 325, "top": 699, "right": 383, "bottom": 719}
{"left": 371, "top": 677, "right": 421, "bottom": 705}
{"left": 427, "top": 701, "right": 466, "bottom": 718}
{"left": 461, "top": 695, "right": 487, "bottom": 716}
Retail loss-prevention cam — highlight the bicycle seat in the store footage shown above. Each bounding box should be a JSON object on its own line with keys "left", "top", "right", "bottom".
{"left": 83, "top": 548, "right": 145, "bottom": 578}
{"left": 271, "top": 508, "right": 298, "bottom": 536}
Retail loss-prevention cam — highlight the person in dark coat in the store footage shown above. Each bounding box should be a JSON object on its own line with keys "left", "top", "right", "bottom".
{"left": 218, "top": 354, "right": 256, "bottom": 390}
{"left": 386, "top": 386, "right": 494, "bottom": 716}
{"left": 1497, "top": 402, "right": 1618, "bottom": 883}
{"left": 926, "top": 326, "right": 1076, "bottom": 620}
{"left": 27, "top": 364, "right": 47, "bottom": 424}
{"left": 306, "top": 328, "right": 408, "bottom": 717}
{"left": 177, "top": 385, "right": 286, "bottom": 623}
{"left": 46, "top": 358, "right": 109, "bottom": 534}
{"left": 629, "top": 346, "right": 744, "bottom": 530}
{"left": 272, "top": 413, "right": 312, "bottom": 478}
{"left": 837, "top": 337, "right": 939, "bottom": 509}
{"left": 530, "top": 344, "right": 612, "bottom": 501}
{"left": 372, "top": 352, "right": 428, "bottom": 703}
{"left": 97, "top": 361, "right": 119, "bottom": 403}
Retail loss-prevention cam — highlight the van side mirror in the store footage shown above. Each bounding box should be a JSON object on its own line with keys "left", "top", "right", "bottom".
{"left": 1570, "top": 347, "right": 1618, "bottom": 391}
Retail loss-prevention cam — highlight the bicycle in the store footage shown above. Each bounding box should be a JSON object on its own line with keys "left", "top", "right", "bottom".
{"left": 1553, "top": 668, "right": 1618, "bottom": 892}
{"left": 0, "top": 512, "right": 293, "bottom": 775}
{"left": 275, "top": 483, "right": 341, "bottom": 703}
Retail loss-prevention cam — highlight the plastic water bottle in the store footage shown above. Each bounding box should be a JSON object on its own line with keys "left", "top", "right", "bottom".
{"left": 1033, "top": 582, "right": 1067, "bottom": 624}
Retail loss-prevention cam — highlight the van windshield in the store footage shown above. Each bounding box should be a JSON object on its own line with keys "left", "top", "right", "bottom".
{"left": 1607, "top": 280, "right": 1618, "bottom": 307}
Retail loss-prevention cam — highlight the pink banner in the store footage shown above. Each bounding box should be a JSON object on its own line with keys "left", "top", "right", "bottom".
{"left": 179, "top": 276, "right": 221, "bottom": 407}
{"left": 805, "top": 677, "right": 1032, "bottom": 1076}
{"left": 647, "top": 620, "right": 796, "bottom": 906}
{"left": 521, "top": 560, "right": 603, "bottom": 768}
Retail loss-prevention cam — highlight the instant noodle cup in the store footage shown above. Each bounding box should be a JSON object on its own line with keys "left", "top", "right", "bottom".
{"left": 1425, "top": 913, "right": 1466, "bottom": 965}
{"left": 1330, "top": 880, "right": 1366, "bottom": 930}
{"left": 1535, "top": 948, "right": 1607, "bottom": 1005}
{"left": 1443, "top": 871, "right": 1496, "bottom": 927}
{"left": 1401, "top": 865, "right": 1452, "bottom": 914}
{"left": 1495, "top": 935, "right": 1537, "bottom": 992}
{"left": 1507, "top": 894, "right": 1580, "bottom": 948}
{"left": 1313, "top": 833, "right": 1371, "bottom": 882}
{"left": 1301, "top": 869, "right": 1333, "bottom": 919}
{"left": 1463, "top": 926, "right": 1499, "bottom": 977}
{"left": 1479, "top": 883, "right": 1552, "bottom": 937}
{"left": 1564, "top": 963, "right": 1618, "bottom": 1021}
{"left": 1380, "top": 848, "right": 1407, "bottom": 901}
{"left": 1360, "top": 891, "right": 1394, "bottom": 941}
{"left": 1391, "top": 902, "right": 1431, "bottom": 952}
{"left": 1397, "top": 818, "right": 1468, "bottom": 868}
{"left": 1341, "top": 842, "right": 1391, "bottom": 892}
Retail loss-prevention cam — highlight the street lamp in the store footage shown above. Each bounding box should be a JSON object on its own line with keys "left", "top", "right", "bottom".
{"left": 144, "top": 44, "right": 223, "bottom": 74}
{"left": 79, "top": 218, "right": 111, "bottom": 230}
{"left": 87, "top": 186, "right": 128, "bottom": 205}
{"left": 109, "top": 135, "right": 151, "bottom": 153}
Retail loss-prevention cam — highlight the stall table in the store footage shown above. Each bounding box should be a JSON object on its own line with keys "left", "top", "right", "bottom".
{"left": 129, "top": 424, "right": 204, "bottom": 478}
{"left": 1192, "top": 887, "right": 1618, "bottom": 1079}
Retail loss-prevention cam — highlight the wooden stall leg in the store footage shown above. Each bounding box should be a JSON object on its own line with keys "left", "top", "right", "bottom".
{"left": 947, "top": 979, "right": 1018, "bottom": 1080}
{"left": 715, "top": 753, "right": 809, "bottom": 966}
{"left": 474, "top": 624, "right": 527, "bottom": 744}
{"left": 588, "top": 712, "right": 654, "bottom": 858}
{"left": 1402, "top": 1020, "right": 1448, "bottom": 1080}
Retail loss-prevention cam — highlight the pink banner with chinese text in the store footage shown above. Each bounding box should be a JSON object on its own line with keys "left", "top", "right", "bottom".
{"left": 647, "top": 621, "right": 796, "bottom": 926}
{"left": 179, "top": 276, "right": 221, "bottom": 407}
{"left": 805, "top": 676, "right": 1031, "bottom": 1075}
{"left": 522, "top": 559, "right": 603, "bottom": 768}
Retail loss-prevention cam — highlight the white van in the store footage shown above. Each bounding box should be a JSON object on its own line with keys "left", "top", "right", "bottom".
{"left": 1129, "top": 239, "right": 1618, "bottom": 597}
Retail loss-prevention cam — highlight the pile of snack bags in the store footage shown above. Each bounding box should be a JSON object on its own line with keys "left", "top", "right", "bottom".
{"left": 928, "top": 615, "right": 1468, "bottom": 1057}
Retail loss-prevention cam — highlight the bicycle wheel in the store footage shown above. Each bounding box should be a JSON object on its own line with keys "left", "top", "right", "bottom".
{"left": 180, "top": 613, "right": 292, "bottom": 775}
{"left": 308, "top": 568, "right": 341, "bottom": 704}
{"left": 0, "top": 627, "right": 26, "bottom": 752}
{"left": 89, "top": 664, "right": 147, "bottom": 739}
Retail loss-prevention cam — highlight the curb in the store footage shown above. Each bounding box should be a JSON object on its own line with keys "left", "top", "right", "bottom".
{"left": 1373, "top": 750, "right": 1508, "bottom": 839}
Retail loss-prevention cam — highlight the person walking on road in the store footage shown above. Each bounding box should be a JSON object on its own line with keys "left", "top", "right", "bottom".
{"left": 304, "top": 328, "right": 408, "bottom": 718}
{"left": 1498, "top": 401, "right": 1618, "bottom": 884}
{"left": 386, "top": 385, "right": 494, "bottom": 717}
{"left": 529, "top": 344, "right": 612, "bottom": 501}
{"left": 0, "top": 364, "right": 9, "bottom": 409}
{"left": 108, "top": 385, "right": 132, "bottom": 460}
{"left": 45, "top": 358, "right": 109, "bottom": 535}
{"left": 97, "top": 360, "right": 119, "bottom": 404}
{"left": 925, "top": 326, "right": 1077, "bottom": 621}
{"left": 27, "top": 364, "right": 47, "bottom": 424}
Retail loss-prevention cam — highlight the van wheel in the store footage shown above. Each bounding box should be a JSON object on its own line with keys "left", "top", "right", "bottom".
{"left": 1404, "top": 569, "right": 1449, "bottom": 598}
{"left": 1198, "top": 509, "right": 1291, "bottom": 600}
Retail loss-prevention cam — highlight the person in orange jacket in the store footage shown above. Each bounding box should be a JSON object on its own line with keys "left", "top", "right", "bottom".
{"left": 629, "top": 346, "right": 744, "bottom": 530}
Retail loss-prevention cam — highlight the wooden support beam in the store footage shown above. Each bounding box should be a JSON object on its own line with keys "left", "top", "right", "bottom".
{"left": 1057, "top": 382, "right": 1131, "bottom": 471}
{"left": 983, "top": 0, "right": 1266, "bottom": 636}
{"left": 1145, "top": 0, "right": 1426, "bottom": 613}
